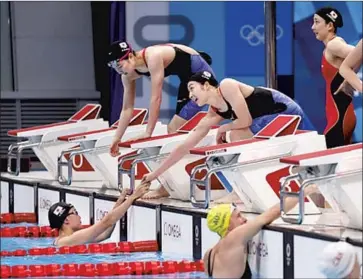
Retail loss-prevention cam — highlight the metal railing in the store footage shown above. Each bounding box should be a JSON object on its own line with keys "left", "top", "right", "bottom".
{"left": 118, "top": 151, "right": 170, "bottom": 193}
{"left": 279, "top": 169, "right": 362, "bottom": 224}
{"left": 57, "top": 145, "right": 109, "bottom": 185}
{"left": 7, "top": 141, "right": 39, "bottom": 175}
{"left": 190, "top": 152, "right": 291, "bottom": 209}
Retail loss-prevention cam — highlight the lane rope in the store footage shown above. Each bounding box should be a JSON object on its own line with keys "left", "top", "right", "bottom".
{"left": 1, "top": 259, "right": 204, "bottom": 277}
{"left": 0, "top": 240, "right": 159, "bottom": 257}
{"left": 0, "top": 224, "right": 95, "bottom": 238}
{"left": 1, "top": 213, "right": 37, "bottom": 224}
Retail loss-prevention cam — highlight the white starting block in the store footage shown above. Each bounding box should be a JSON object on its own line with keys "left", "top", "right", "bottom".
{"left": 279, "top": 143, "right": 362, "bottom": 229}
{"left": 116, "top": 112, "right": 226, "bottom": 200}
{"left": 56, "top": 108, "right": 149, "bottom": 187}
{"left": 7, "top": 104, "right": 108, "bottom": 179}
{"left": 188, "top": 115, "right": 327, "bottom": 211}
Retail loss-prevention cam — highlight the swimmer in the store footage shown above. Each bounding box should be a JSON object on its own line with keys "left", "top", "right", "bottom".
{"left": 338, "top": 39, "right": 363, "bottom": 93}
{"left": 48, "top": 183, "right": 149, "bottom": 247}
{"left": 318, "top": 241, "right": 361, "bottom": 279}
{"left": 312, "top": 7, "right": 357, "bottom": 148}
{"left": 203, "top": 185, "right": 318, "bottom": 278}
{"left": 141, "top": 71, "right": 312, "bottom": 199}
{"left": 107, "top": 42, "right": 215, "bottom": 157}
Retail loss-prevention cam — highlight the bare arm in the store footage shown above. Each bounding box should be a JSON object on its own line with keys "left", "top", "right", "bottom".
{"left": 339, "top": 39, "right": 363, "bottom": 93}
{"left": 223, "top": 185, "right": 316, "bottom": 249}
{"left": 326, "top": 38, "right": 354, "bottom": 59}
{"left": 92, "top": 190, "right": 128, "bottom": 243}
{"left": 144, "top": 51, "right": 165, "bottom": 136}
{"left": 217, "top": 79, "right": 253, "bottom": 133}
{"left": 147, "top": 112, "right": 223, "bottom": 180}
{"left": 56, "top": 186, "right": 148, "bottom": 247}
{"left": 113, "top": 75, "right": 137, "bottom": 142}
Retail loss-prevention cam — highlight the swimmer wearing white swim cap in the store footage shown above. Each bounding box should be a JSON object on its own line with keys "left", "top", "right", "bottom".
{"left": 319, "top": 241, "right": 361, "bottom": 279}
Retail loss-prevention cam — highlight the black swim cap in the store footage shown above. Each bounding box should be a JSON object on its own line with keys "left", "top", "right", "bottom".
{"left": 315, "top": 7, "right": 343, "bottom": 29}
{"left": 189, "top": 71, "right": 219, "bottom": 87}
{"left": 48, "top": 202, "right": 74, "bottom": 229}
{"left": 106, "top": 41, "right": 132, "bottom": 64}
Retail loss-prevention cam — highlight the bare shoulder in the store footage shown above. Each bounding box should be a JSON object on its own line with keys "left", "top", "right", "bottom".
{"left": 220, "top": 78, "right": 239, "bottom": 87}
{"left": 141, "top": 46, "right": 164, "bottom": 64}
{"left": 55, "top": 236, "right": 68, "bottom": 247}
{"left": 219, "top": 78, "right": 239, "bottom": 96}
{"left": 326, "top": 36, "right": 347, "bottom": 50}
{"left": 220, "top": 78, "right": 253, "bottom": 98}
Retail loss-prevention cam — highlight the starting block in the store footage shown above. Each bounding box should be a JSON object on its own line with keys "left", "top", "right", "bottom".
{"left": 56, "top": 108, "right": 150, "bottom": 188}
{"left": 279, "top": 143, "right": 362, "bottom": 229}
{"left": 7, "top": 104, "right": 108, "bottom": 179}
{"left": 116, "top": 112, "right": 225, "bottom": 200}
{"left": 189, "top": 115, "right": 327, "bottom": 211}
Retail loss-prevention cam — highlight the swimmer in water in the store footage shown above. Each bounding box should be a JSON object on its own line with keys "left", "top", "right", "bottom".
{"left": 141, "top": 71, "right": 312, "bottom": 200}
{"left": 107, "top": 42, "right": 215, "bottom": 157}
{"left": 48, "top": 183, "right": 149, "bottom": 247}
{"left": 338, "top": 39, "right": 363, "bottom": 93}
{"left": 203, "top": 185, "right": 318, "bottom": 278}
{"left": 311, "top": 7, "right": 356, "bottom": 148}
{"left": 318, "top": 241, "right": 361, "bottom": 279}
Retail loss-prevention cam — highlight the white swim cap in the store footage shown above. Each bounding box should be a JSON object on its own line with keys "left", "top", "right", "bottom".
{"left": 318, "top": 241, "right": 356, "bottom": 278}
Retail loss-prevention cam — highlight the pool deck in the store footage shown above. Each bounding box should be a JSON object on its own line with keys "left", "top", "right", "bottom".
{"left": 1, "top": 171, "right": 362, "bottom": 246}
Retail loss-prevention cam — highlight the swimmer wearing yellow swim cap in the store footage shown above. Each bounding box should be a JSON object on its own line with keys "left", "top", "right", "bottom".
{"left": 206, "top": 203, "right": 247, "bottom": 238}
{"left": 203, "top": 185, "right": 318, "bottom": 279}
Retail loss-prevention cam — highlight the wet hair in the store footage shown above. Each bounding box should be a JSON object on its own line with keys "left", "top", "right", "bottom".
{"left": 315, "top": 7, "right": 343, "bottom": 33}
{"left": 189, "top": 71, "right": 219, "bottom": 87}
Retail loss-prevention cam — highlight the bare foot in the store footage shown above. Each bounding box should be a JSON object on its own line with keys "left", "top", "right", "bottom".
{"left": 141, "top": 186, "right": 170, "bottom": 199}
{"left": 212, "top": 191, "right": 243, "bottom": 205}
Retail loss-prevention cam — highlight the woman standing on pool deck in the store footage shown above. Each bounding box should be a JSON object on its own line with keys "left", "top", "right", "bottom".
{"left": 48, "top": 184, "right": 149, "bottom": 247}
{"left": 107, "top": 41, "right": 215, "bottom": 157}
{"left": 141, "top": 71, "right": 312, "bottom": 199}
{"left": 311, "top": 7, "right": 356, "bottom": 148}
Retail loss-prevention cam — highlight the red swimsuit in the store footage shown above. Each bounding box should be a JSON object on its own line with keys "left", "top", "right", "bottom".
{"left": 321, "top": 54, "right": 356, "bottom": 148}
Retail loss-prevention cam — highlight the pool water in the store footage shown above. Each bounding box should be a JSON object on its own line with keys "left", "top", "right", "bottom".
{"left": 1, "top": 223, "right": 207, "bottom": 278}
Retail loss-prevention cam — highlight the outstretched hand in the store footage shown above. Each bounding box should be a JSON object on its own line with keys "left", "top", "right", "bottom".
{"left": 114, "top": 189, "right": 129, "bottom": 208}
{"left": 216, "top": 127, "right": 227, "bottom": 144}
{"left": 141, "top": 173, "right": 156, "bottom": 184}
{"left": 131, "top": 182, "right": 151, "bottom": 199}
{"left": 109, "top": 139, "right": 121, "bottom": 157}
{"left": 334, "top": 80, "right": 355, "bottom": 97}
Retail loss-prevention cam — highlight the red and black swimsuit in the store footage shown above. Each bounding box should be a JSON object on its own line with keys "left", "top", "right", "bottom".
{"left": 321, "top": 53, "right": 356, "bottom": 148}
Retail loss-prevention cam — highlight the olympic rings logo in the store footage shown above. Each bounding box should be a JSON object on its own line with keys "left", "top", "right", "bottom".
{"left": 240, "top": 24, "right": 284, "bottom": 46}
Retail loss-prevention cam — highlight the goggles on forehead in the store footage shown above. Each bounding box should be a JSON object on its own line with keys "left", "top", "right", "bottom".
{"left": 231, "top": 202, "right": 244, "bottom": 215}
{"left": 67, "top": 209, "right": 79, "bottom": 216}
{"left": 230, "top": 203, "right": 236, "bottom": 213}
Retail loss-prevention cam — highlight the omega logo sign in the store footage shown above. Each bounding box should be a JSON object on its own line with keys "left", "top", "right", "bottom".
{"left": 163, "top": 222, "right": 181, "bottom": 239}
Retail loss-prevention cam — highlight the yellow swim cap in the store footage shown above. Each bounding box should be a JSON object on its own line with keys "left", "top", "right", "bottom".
{"left": 206, "top": 204, "right": 234, "bottom": 237}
